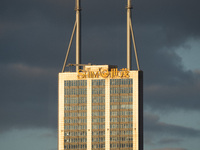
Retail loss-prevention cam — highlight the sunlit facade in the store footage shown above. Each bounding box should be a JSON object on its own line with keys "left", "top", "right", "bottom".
{"left": 58, "top": 65, "right": 143, "bottom": 150}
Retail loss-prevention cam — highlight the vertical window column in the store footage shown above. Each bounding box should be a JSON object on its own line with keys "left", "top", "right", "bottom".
{"left": 64, "top": 80, "right": 87, "bottom": 150}
{"left": 110, "top": 79, "right": 133, "bottom": 150}
{"left": 92, "top": 79, "right": 105, "bottom": 150}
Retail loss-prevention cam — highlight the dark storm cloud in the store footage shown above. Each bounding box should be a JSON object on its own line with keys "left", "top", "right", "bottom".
{"left": 144, "top": 113, "right": 200, "bottom": 137}
{"left": 158, "top": 138, "right": 183, "bottom": 145}
{"left": 135, "top": 0, "right": 200, "bottom": 34}
{"left": 1, "top": 0, "right": 199, "bottom": 69}
{"left": 1, "top": 0, "right": 200, "bottom": 133}
{"left": 0, "top": 0, "right": 73, "bottom": 20}
{"left": 0, "top": 0, "right": 76, "bottom": 68}
{"left": 0, "top": 63, "right": 58, "bottom": 132}
{"left": 152, "top": 148, "right": 187, "bottom": 150}
{"left": 144, "top": 112, "right": 199, "bottom": 148}
{"left": 135, "top": 24, "right": 200, "bottom": 111}
{"left": 0, "top": 22, "right": 68, "bottom": 68}
{"left": 144, "top": 70, "right": 200, "bottom": 110}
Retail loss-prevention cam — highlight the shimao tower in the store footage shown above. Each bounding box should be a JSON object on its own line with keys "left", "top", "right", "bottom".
{"left": 58, "top": 1, "right": 143, "bottom": 150}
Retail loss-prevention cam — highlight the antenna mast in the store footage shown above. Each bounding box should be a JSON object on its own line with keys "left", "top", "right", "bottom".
{"left": 127, "top": 0, "right": 140, "bottom": 71}
{"left": 76, "top": 0, "right": 81, "bottom": 72}
{"left": 62, "top": 0, "right": 81, "bottom": 72}
{"left": 127, "top": 0, "right": 132, "bottom": 70}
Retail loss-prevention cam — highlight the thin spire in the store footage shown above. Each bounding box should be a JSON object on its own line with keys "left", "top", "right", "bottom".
{"left": 75, "top": 0, "right": 81, "bottom": 72}
{"left": 127, "top": 0, "right": 132, "bottom": 70}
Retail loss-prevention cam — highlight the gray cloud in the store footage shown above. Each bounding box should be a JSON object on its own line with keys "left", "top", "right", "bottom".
{"left": 144, "top": 112, "right": 199, "bottom": 149}
{"left": 0, "top": 63, "right": 58, "bottom": 132}
{"left": 152, "top": 148, "right": 187, "bottom": 150}
{"left": 158, "top": 138, "right": 183, "bottom": 145}
{"left": 144, "top": 70, "right": 200, "bottom": 110}
{"left": 144, "top": 113, "right": 200, "bottom": 137}
{"left": 0, "top": 0, "right": 200, "bottom": 141}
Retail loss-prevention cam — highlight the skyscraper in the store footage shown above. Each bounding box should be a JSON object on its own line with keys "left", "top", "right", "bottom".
{"left": 58, "top": 1, "right": 143, "bottom": 150}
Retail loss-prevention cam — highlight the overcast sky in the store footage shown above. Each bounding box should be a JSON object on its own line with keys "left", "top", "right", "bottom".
{"left": 0, "top": 0, "right": 200, "bottom": 150}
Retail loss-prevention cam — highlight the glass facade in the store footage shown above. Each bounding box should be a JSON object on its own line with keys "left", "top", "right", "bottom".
{"left": 110, "top": 79, "right": 133, "bottom": 150}
{"left": 59, "top": 66, "right": 143, "bottom": 150}
{"left": 63, "top": 78, "right": 135, "bottom": 150}
{"left": 92, "top": 79, "right": 105, "bottom": 149}
{"left": 64, "top": 80, "right": 87, "bottom": 150}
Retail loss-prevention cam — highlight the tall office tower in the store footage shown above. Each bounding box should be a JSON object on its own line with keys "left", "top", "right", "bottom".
{"left": 58, "top": 1, "right": 143, "bottom": 150}
{"left": 58, "top": 65, "right": 143, "bottom": 150}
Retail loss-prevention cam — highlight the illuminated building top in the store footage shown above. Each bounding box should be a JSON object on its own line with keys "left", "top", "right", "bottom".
{"left": 58, "top": 0, "right": 143, "bottom": 150}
